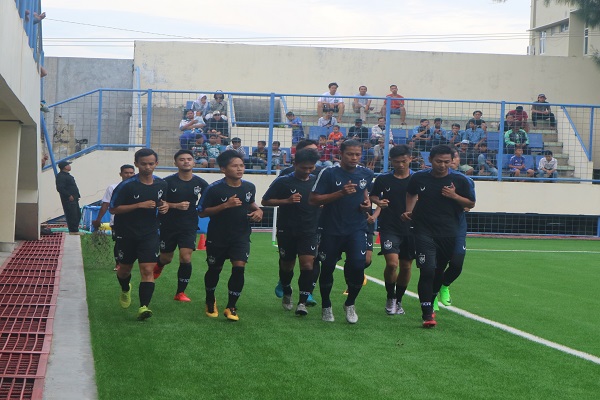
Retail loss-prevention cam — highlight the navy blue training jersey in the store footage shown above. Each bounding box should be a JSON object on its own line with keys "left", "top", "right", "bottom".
{"left": 110, "top": 174, "right": 168, "bottom": 238}
{"left": 312, "top": 165, "right": 374, "bottom": 236}
{"left": 370, "top": 170, "right": 412, "bottom": 235}
{"left": 406, "top": 169, "right": 476, "bottom": 237}
{"left": 262, "top": 172, "right": 321, "bottom": 234}
{"left": 197, "top": 178, "right": 256, "bottom": 242}
{"left": 160, "top": 173, "right": 208, "bottom": 231}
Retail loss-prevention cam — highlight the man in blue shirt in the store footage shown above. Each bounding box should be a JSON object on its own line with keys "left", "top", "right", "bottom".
{"left": 286, "top": 111, "right": 305, "bottom": 145}
{"left": 309, "top": 140, "right": 374, "bottom": 324}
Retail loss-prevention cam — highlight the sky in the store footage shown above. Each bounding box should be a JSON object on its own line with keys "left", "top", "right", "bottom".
{"left": 39, "top": 0, "right": 532, "bottom": 59}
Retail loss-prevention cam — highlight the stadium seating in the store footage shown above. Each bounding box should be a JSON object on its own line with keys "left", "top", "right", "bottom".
{"left": 308, "top": 126, "right": 347, "bottom": 140}
{"left": 528, "top": 133, "right": 544, "bottom": 153}
{"left": 391, "top": 128, "right": 409, "bottom": 144}
{"left": 486, "top": 132, "right": 501, "bottom": 152}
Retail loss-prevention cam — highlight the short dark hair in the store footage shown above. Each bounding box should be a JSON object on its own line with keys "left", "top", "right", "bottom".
{"left": 174, "top": 149, "right": 194, "bottom": 160}
{"left": 429, "top": 144, "right": 454, "bottom": 159}
{"left": 209, "top": 133, "right": 217, "bottom": 138}
{"left": 257, "top": 140, "right": 266, "bottom": 146}
{"left": 272, "top": 141, "right": 280, "bottom": 146}
{"left": 295, "top": 139, "right": 318, "bottom": 151}
{"left": 294, "top": 148, "right": 320, "bottom": 164}
{"left": 328, "top": 82, "right": 338, "bottom": 88}
{"left": 452, "top": 123, "right": 461, "bottom": 128}
{"left": 286, "top": 111, "right": 294, "bottom": 116}
{"left": 389, "top": 144, "right": 410, "bottom": 158}
{"left": 134, "top": 148, "right": 158, "bottom": 163}
{"left": 120, "top": 164, "right": 134, "bottom": 172}
{"left": 544, "top": 150, "right": 553, "bottom": 156}
{"left": 217, "top": 150, "right": 243, "bottom": 168}
{"left": 359, "top": 85, "right": 367, "bottom": 90}
{"left": 341, "top": 139, "right": 362, "bottom": 152}
{"left": 434, "top": 118, "right": 442, "bottom": 123}
{"left": 319, "top": 135, "right": 327, "bottom": 139}
{"left": 390, "top": 84, "right": 398, "bottom": 88}
{"left": 473, "top": 110, "right": 483, "bottom": 116}
{"left": 420, "top": 118, "right": 429, "bottom": 123}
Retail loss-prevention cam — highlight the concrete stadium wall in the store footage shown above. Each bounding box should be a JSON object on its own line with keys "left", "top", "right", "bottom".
{"left": 40, "top": 150, "right": 600, "bottom": 225}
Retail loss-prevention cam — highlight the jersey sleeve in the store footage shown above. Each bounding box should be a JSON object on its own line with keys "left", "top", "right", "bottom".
{"left": 406, "top": 173, "right": 420, "bottom": 195}
{"left": 110, "top": 181, "right": 129, "bottom": 209}
{"left": 197, "top": 184, "right": 215, "bottom": 213}
{"left": 312, "top": 167, "right": 333, "bottom": 194}
{"left": 370, "top": 175, "right": 384, "bottom": 197}
{"left": 262, "top": 176, "right": 285, "bottom": 201}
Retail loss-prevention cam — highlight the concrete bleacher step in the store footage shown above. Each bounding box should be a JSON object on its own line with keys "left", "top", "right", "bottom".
{"left": 543, "top": 142, "right": 563, "bottom": 154}
{"left": 539, "top": 131, "right": 558, "bottom": 142}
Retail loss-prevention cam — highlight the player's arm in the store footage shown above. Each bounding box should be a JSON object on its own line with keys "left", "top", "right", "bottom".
{"left": 110, "top": 201, "right": 156, "bottom": 215}
{"left": 309, "top": 185, "right": 352, "bottom": 206}
{"left": 441, "top": 183, "right": 476, "bottom": 209}
{"left": 92, "top": 202, "right": 110, "bottom": 228}
{"left": 198, "top": 195, "right": 242, "bottom": 217}
{"left": 402, "top": 193, "right": 418, "bottom": 221}
{"left": 166, "top": 201, "right": 190, "bottom": 210}
{"left": 247, "top": 202, "right": 263, "bottom": 222}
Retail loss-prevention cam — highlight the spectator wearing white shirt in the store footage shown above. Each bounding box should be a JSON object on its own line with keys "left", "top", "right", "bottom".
{"left": 352, "top": 85, "right": 372, "bottom": 121}
{"left": 317, "top": 82, "right": 345, "bottom": 122}
{"left": 537, "top": 150, "right": 558, "bottom": 180}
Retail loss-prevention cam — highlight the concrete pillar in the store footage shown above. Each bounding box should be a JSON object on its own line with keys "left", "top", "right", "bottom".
{"left": 0, "top": 121, "right": 21, "bottom": 251}
{"left": 568, "top": 12, "right": 585, "bottom": 57}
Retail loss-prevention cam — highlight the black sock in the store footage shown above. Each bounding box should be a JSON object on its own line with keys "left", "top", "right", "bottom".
{"left": 279, "top": 269, "right": 294, "bottom": 295}
{"left": 298, "top": 269, "right": 313, "bottom": 304}
{"left": 396, "top": 285, "right": 407, "bottom": 303}
{"left": 117, "top": 274, "right": 131, "bottom": 292}
{"left": 205, "top": 266, "right": 222, "bottom": 305}
{"left": 385, "top": 282, "right": 396, "bottom": 299}
{"left": 227, "top": 267, "right": 245, "bottom": 309}
{"left": 311, "top": 260, "right": 321, "bottom": 293}
{"left": 344, "top": 266, "right": 364, "bottom": 307}
{"left": 319, "top": 263, "right": 335, "bottom": 308}
{"left": 177, "top": 262, "right": 192, "bottom": 294}
{"left": 139, "top": 282, "right": 155, "bottom": 307}
{"left": 418, "top": 268, "right": 435, "bottom": 319}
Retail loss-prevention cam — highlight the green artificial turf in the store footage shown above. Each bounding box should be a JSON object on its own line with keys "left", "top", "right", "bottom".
{"left": 82, "top": 234, "right": 600, "bottom": 400}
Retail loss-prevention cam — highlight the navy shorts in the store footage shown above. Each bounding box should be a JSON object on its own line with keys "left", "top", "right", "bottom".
{"left": 115, "top": 232, "right": 160, "bottom": 265}
{"left": 206, "top": 239, "right": 250, "bottom": 267}
{"left": 160, "top": 228, "right": 196, "bottom": 253}
{"left": 277, "top": 232, "right": 319, "bottom": 261}
{"left": 378, "top": 231, "right": 415, "bottom": 260}
{"left": 413, "top": 234, "right": 455, "bottom": 271}
{"left": 319, "top": 231, "right": 367, "bottom": 270}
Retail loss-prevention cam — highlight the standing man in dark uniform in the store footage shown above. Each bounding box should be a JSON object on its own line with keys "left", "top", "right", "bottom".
{"left": 262, "top": 149, "right": 321, "bottom": 316}
{"left": 110, "top": 148, "right": 169, "bottom": 321}
{"left": 197, "top": 150, "right": 263, "bottom": 321}
{"left": 369, "top": 145, "right": 414, "bottom": 315}
{"left": 55, "top": 161, "right": 82, "bottom": 235}
{"left": 403, "top": 145, "right": 475, "bottom": 328}
{"left": 309, "top": 139, "right": 374, "bottom": 324}
{"left": 153, "top": 150, "right": 208, "bottom": 302}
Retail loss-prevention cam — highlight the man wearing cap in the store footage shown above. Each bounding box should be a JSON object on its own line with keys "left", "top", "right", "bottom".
{"left": 55, "top": 161, "right": 83, "bottom": 235}
{"left": 531, "top": 94, "right": 556, "bottom": 128}
{"left": 457, "top": 140, "right": 475, "bottom": 175}
{"left": 348, "top": 118, "right": 370, "bottom": 143}
{"left": 205, "top": 110, "right": 230, "bottom": 145}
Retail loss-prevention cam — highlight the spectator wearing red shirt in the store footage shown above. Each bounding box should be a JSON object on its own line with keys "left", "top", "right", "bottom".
{"left": 506, "top": 106, "right": 529, "bottom": 132}
{"left": 380, "top": 84, "right": 406, "bottom": 125}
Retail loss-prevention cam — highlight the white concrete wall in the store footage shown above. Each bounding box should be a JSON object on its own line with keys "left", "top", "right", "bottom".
{"left": 40, "top": 150, "right": 600, "bottom": 224}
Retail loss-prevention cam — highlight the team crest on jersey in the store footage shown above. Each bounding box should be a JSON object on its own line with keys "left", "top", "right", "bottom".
{"left": 245, "top": 192, "right": 252, "bottom": 202}
{"left": 118, "top": 250, "right": 124, "bottom": 260}
{"left": 279, "top": 248, "right": 286, "bottom": 257}
{"left": 207, "top": 255, "right": 216, "bottom": 265}
{"left": 318, "top": 251, "right": 326, "bottom": 261}
{"left": 383, "top": 240, "right": 393, "bottom": 250}
{"left": 160, "top": 241, "right": 165, "bottom": 250}
{"left": 157, "top": 189, "right": 163, "bottom": 200}
{"left": 418, "top": 253, "right": 426, "bottom": 264}
{"left": 194, "top": 186, "right": 201, "bottom": 195}
{"left": 359, "top": 179, "right": 367, "bottom": 190}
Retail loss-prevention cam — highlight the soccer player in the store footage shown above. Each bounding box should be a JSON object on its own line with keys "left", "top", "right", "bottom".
{"left": 110, "top": 148, "right": 169, "bottom": 321}
{"left": 197, "top": 150, "right": 263, "bottom": 321}
{"left": 403, "top": 144, "right": 475, "bottom": 328}
{"left": 153, "top": 150, "right": 208, "bottom": 302}
{"left": 369, "top": 145, "right": 414, "bottom": 315}
{"left": 262, "top": 149, "right": 321, "bottom": 316}
{"left": 309, "top": 139, "right": 374, "bottom": 324}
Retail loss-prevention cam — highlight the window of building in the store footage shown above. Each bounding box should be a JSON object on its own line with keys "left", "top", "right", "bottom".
{"left": 540, "top": 31, "right": 546, "bottom": 54}
{"left": 560, "top": 23, "right": 569, "bottom": 32}
{"left": 584, "top": 26, "right": 589, "bottom": 55}
{"left": 550, "top": 26, "right": 555, "bottom": 36}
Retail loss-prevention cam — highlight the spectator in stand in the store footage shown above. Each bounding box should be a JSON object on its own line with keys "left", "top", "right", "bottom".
{"left": 531, "top": 94, "right": 556, "bottom": 128}
{"left": 504, "top": 125, "right": 530, "bottom": 154}
{"left": 506, "top": 106, "right": 529, "bottom": 132}
{"left": 477, "top": 142, "right": 498, "bottom": 176}
{"left": 316, "top": 135, "right": 333, "bottom": 168}
{"left": 179, "top": 109, "right": 205, "bottom": 150}
{"left": 204, "top": 134, "right": 221, "bottom": 168}
{"left": 465, "top": 110, "right": 485, "bottom": 129}
{"left": 348, "top": 118, "right": 370, "bottom": 142}
{"left": 249, "top": 140, "right": 268, "bottom": 169}
{"left": 317, "top": 82, "right": 345, "bottom": 122}
{"left": 205, "top": 110, "right": 229, "bottom": 145}
{"left": 55, "top": 161, "right": 82, "bottom": 235}
{"left": 411, "top": 119, "right": 431, "bottom": 151}
{"left": 457, "top": 140, "right": 475, "bottom": 175}
{"left": 362, "top": 141, "right": 376, "bottom": 170}
{"left": 191, "top": 94, "right": 210, "bottom": 120}
{"left": 208, "top": 90, "right": 227, "bottom": 117}
{"left": 318, "top": 109, "right": 337, "bottom": 128}
{"left": 271, "top": 141, "right": 287, "bottom": 169}
{"left": 328, "top": 125, "right": 344, "bottom": 143}
{"left": 463, "top": 120, "right": 486, "bottom": 150}
{"left": 503, "top": 114, "right": 517, "bottom": 132}
{"left": 509, "top": 146, "right": 534, "bottom": 180}
{"left": 371, "top": 137, "right": 389, "bottom": 172}
{"left": 371, "top": 117, "right": 390, "bottom": 144}
{"left": 444, "top": 123, "right": 463, "bottom": 146}
{"left": 380, "top": 85, "right": 406, "bottom": 125}
{"left": 226, "top": 137, "right": 246, "bottom": 159}
{"left": 352, "top": 85, "right": 373, "bottom": 121}
{"left": 537, "top": 150, "right": 558, "bottom": 180}
{"left": 285, "top": 111, "right": 305, "bottom": 144}
{"left": 325, "top": 137, "right": 344, "bottom": 165}
{"left": 430, "top": 118, "right": 447, "bottom": 146}
{"left": 191, "top": 134, "right": 209, "bottom": 168}
{"left": 406, "top": 140, "right": 425, "bottom": 171}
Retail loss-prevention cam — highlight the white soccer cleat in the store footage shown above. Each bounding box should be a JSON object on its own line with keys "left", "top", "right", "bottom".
{"left": 395, "top": 302, "right": 405, "bottom": 315}
{"left": 322, "top": 307, "right": 335, "bottom": 322}
{"left": 344, "top": 304, "right": 358, "bottom": 324}
{"left": 282, "top": 294, "right": 293, "bottom": 311}
{"left": 385, "top": 299, "right": 397, "bottom": 315}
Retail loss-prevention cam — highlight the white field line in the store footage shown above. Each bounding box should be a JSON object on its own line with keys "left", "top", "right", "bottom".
{"left": 467, "top": 249, "right": 600, "bottom": 254}
{"left": 336, "top": 266, "right": 600, "bottom": 366}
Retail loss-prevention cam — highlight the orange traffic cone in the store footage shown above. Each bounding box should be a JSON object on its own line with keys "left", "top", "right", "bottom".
{"left": 375, "top": 233, "right": 381, "bottom": 244}
{"left": 197, "top": 234, "right": 206, "bottom": 250}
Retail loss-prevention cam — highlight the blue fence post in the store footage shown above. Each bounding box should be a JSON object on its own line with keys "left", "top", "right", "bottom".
{"left": 41, "top": 114, "right": 58, "bottom": 175}
{"left": 97, "top": 89, "right": 103, "bottom": 147}
{"left": 145, "top": 89, "right": 153, "bottom": 148}
{"left": 589, "top": 107, "right": 595, "bottom": 162}
{"left": 497, "top": 101, "right": 506, "bottom": 182}
{"left": 383, "top": 101, "right": 392, "bottom": 172}
{"left": 267, "top": 93, "right": 275, "bottom": 174}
